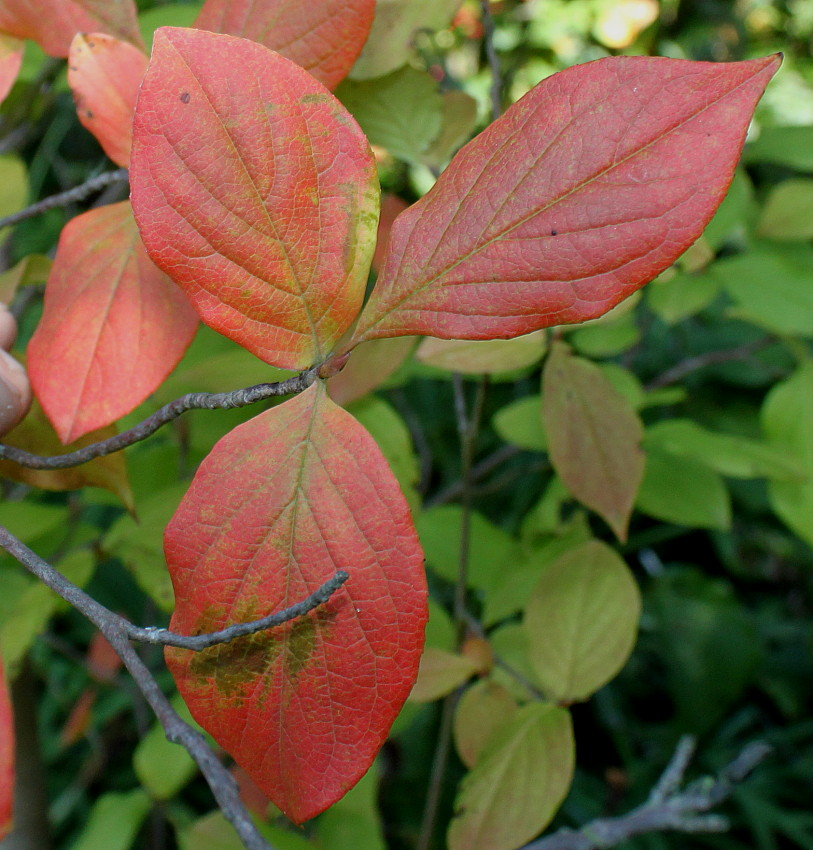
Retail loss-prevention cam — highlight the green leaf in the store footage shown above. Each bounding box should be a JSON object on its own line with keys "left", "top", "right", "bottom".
{"left": 71, "top": 789, "right": 151, "bottom": 850}
{"left": 408, "top": 648, "right": 477, "bottom": 703}
{"left": 702, "top": 167, "right": 755, "bottom": 249}
{"left": 447, "top": 703, "right": 574, "bottom": 850}
{"left": 712, "top": 244, "right": 813, "bottom": 337}
{"left": 347, "top": 396, "right": 420, "bottom": 513}
{"left": 524, "top": 541, "right": 641, "bottom": 702}
{"left": 317, "top": 764, "right": 386, "bottom": 850}
{"left": 487, "top": 623, "right": 539, "bottom": 702}
{"left": 542, "top": 342, "right": 645, "bottom": 541}
{"left": 492, "top": 395, "right": 546, "bottom": 452}
{"left": 636, "top": 449, "right": 731, "bottom": 530}
{"left": 483, "top": 524, "right": 592, "bottom": 627}
{"left": 417, "top": 506, "right": 521, "bottom": 589}
{"left": 567, "top": 311, "right": 640, "bottom": 357}
{"left": 423, "top": 90, "right": 479, "bottom": 168}
{"left": 178, "top": 811, "right": 317, "bottom": 850}
{"left": 350, "top": 0, "right": 461, "bottom": 79}
{"left": 425, "top": 599, "right": 455, "bottom": 651}
{"left": 133, "top": 694, "right": 198, "bottom": 800}
{"left": 757, "top": 178, "right": 813, "bottom": 240}
{"left": 337, "top": 67, "right": 443, "bottom": 164}
{"left": 0, "top": 253, "right": 50, "bottom": 303}
{"left": 648, "top": 569, "right": 761, "bottom": 733}
{"left": 453, "top": 680, "right": 519, "bottom": 769}
{"left": 1, "top": 550, "right": 94, "bottom": 675}
{"left": 0, "top": 154, "right": 27, "bottom": 223}
{"left": 644, "top": 419, "right": 804, "bottom": 481}
{"left": 646, "top": 269, "right": 722, "bottom": 325}
{"left": 762, "top": 361, "right": 813, "bottom": 546}
{"left": 103, "top": 483, "right": 186, "bottom": 612}
{"left": 744, "top": 125, "right": 813, "bottom": 171}
{"left": 0, "top": 502, "right": 67, "bottom": 545}
{"left": 417, "top": 332, "right": 547, "bottom": 375}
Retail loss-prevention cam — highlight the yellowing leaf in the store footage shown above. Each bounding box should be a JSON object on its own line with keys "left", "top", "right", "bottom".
{"left": 453, "top": 680, "right": 518, "bottom": 768}
{"left": 448, "top": 703, "right": 574, "bottom": 850}
{"left": 416, "top": 332, "right": 547, "bottom": 375}
{"left": 524, "top": 540, "right": 641, "bottom": 702}
{"left": 408, "top": 648, "right": 477, "bottom": 703}
{"left": 0, "top": 399, "right": 134, "bottom": 512}
{"left": 542, "top": 343, "right": 644, "bottom": 541}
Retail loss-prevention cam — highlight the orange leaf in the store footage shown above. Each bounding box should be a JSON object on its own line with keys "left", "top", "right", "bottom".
{"left": 0, "top": 0, "right": 142, "bottom": 58}
{"left": 130, "top": 28, "right": 379, "bottom": 370}
{"left": 0, "top": 34, "right": 23, "bottom": 106}
{"left": 194, "top": 0, "right": 375, "bottom": 90}
{"left": 164, "top": 381, "right": 427, "bottom": 822}
{"left": 28, "top": 201, "right": 198, "bottom": 443}
{"left": 350, "top": 55, "right": 780, "bottom": 346}
{"left": 68, "top": 33, "right": 148, "bottom": 167}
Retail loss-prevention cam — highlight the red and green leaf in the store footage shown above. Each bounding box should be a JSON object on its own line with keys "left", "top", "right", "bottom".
{"left": 349, "top": 54, "right": 780, "bottom": 347}
{"left": 0, "top": 656, "right": 12, "bottom": 841}
{"left": 130, "top": 28, "right": 379, "bottom": 370}
{"left": 194, "top": 0, "right": 375, "bottom": 90}
{"left": 0, "top": 0, "right": 142, "bottom": 58}
{"left": 164, "top": 381, "right": 427, "bottom": 823}
{"left": 27, "top": 201, "right": 198, "bottom": 444}
{"left": 0, "top": 34, "right": 23, "bottom": 106}
{"left": 68, "top": 33, "right": 147, "bottom": 168}
{"left": 542, "top": 342, "right": 645, "bottom": 541}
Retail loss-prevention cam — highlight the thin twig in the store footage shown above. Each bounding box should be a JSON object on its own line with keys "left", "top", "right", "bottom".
{"left": 526, "top": 737, "right": 772, "bottom": 850}
{"left": 0, "top": 368, "right": 318, "bottom": 469}
{"left": 129, "top": 571, "right": 349, "bottom": 650}
{"left": 0, "top": 170, "right": 129, "bottom": 230}
{"left": 645, "top": 337, "right": 773, "bottom": 390}
{"left": 0, "top": 526, "right": 349, "bottom": 850}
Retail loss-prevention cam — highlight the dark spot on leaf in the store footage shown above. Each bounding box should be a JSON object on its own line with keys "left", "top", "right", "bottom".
{"left": 551, "top": 229, "right": 558, "bottom": 236}
{"left": 180, "top": 92, "right": 191, "bottom": 104}
{"left": 85, "top": 110, "right": 94, "bottom": 119}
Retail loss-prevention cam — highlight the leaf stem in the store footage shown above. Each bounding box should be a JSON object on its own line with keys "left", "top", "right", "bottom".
{"left": 525, "top": 736, "right": 771, "bottom": 850}
{"left": 479, "top": 0, "right": 503, "bottom": 121}
{"left": 0, "top": 367, "right": 319, "bottom": 469}
{"left": 0, "top": 525, "right": 348, "bottom": 850}
{"left": 0, "top": 169, "right": 129, "bottom": 230}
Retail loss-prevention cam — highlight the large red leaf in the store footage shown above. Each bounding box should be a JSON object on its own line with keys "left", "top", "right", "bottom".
{"left": 349, "top": 55, "right": 780, "bottom": 346}
{"left": 194, "top": 0, "right": 375, "bottom": 90}
{"left": 0, "top": 656, "right": 12, "bottom": 841}
{"left": 27, "top": 202, "right": 198, "bottom": 444}
{"left": 0, "top": 0, "right": 142, "bottom": 58}
{"left": 164, "top": 381, "right": 427, "bottom": 823}
{"left": 0, "top": 34, "right": 23, "bottom": 105}
{"left": 130, "top": 28, "right": 379, "bottom": 370}
{"left": 68, "top": 33, "right": 147, "bottom": 168}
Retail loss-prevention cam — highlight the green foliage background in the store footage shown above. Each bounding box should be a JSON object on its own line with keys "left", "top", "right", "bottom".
{"left": 1, "top": 1, "right": 812, "bottom": 849}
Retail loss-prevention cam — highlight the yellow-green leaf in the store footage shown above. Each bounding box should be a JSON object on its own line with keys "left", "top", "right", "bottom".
{"left": 453, "top": 680, "right": 518, "bottom": 768}
{"left": 447, "top": 703, "right": 574, "bottom": 850}
{"left": 524, "top": 540, "right": 641, "bottom": 702}
{"left": 408, "top": 648, "right": 477, "bottom": 703}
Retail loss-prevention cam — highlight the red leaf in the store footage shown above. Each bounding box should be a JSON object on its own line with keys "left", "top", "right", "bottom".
{"left": 27, "top": 202, "right": 198, "bottom": 444}
{"left": 68, "top": 33, "right": 147, "bottom": 168}
{"left": 0, "top": 35, "right": 23, "bottom": 106}
{"left": 0, "top": 0, "right": 142, "bottom": 58}
{"left": 130, "top": 28, "right": 379, "bottom": 370}
{"left": 164, "top": 381, "right": 426, "bottom": 823}
{"left": 0, "top": 657, "right": 13, "bottom": 840}
{"left": 194, "top": 0, "right": 375, "bottom": 90}
{"left": 350, "top": 55, "right": 780, "bottom": 346}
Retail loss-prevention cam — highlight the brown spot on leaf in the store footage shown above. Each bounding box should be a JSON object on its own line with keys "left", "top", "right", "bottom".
{"left": 180, "top": 92, "right": 191, "bottom": 104}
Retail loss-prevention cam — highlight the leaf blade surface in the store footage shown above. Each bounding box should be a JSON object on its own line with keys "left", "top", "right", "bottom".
{"left": 27, "top": 201, "right": 198, "bottom": 443}
{"left": 164, "top": 381, "right": 427, "bottom": 823}
{"left": 351, "top": 54, "right": 780, "bottom": 345}
{"left": 194, "top": 0, "right": 375, "bottom": 90}
{"left": 130, "top": 28, "right": 379, "bottom": 369}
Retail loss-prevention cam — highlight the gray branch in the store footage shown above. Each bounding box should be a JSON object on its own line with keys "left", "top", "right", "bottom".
{"left": 0, "top": 368, "right": 318, "bottom": 469}
{"left": 526, "top": 736, "right": 771, "bottom": 850}
{"left": 0, "top": 525, "right": 349, "bottom": 850}
{"left": 0, "top": 170, "right": 129, "bottom": 230}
